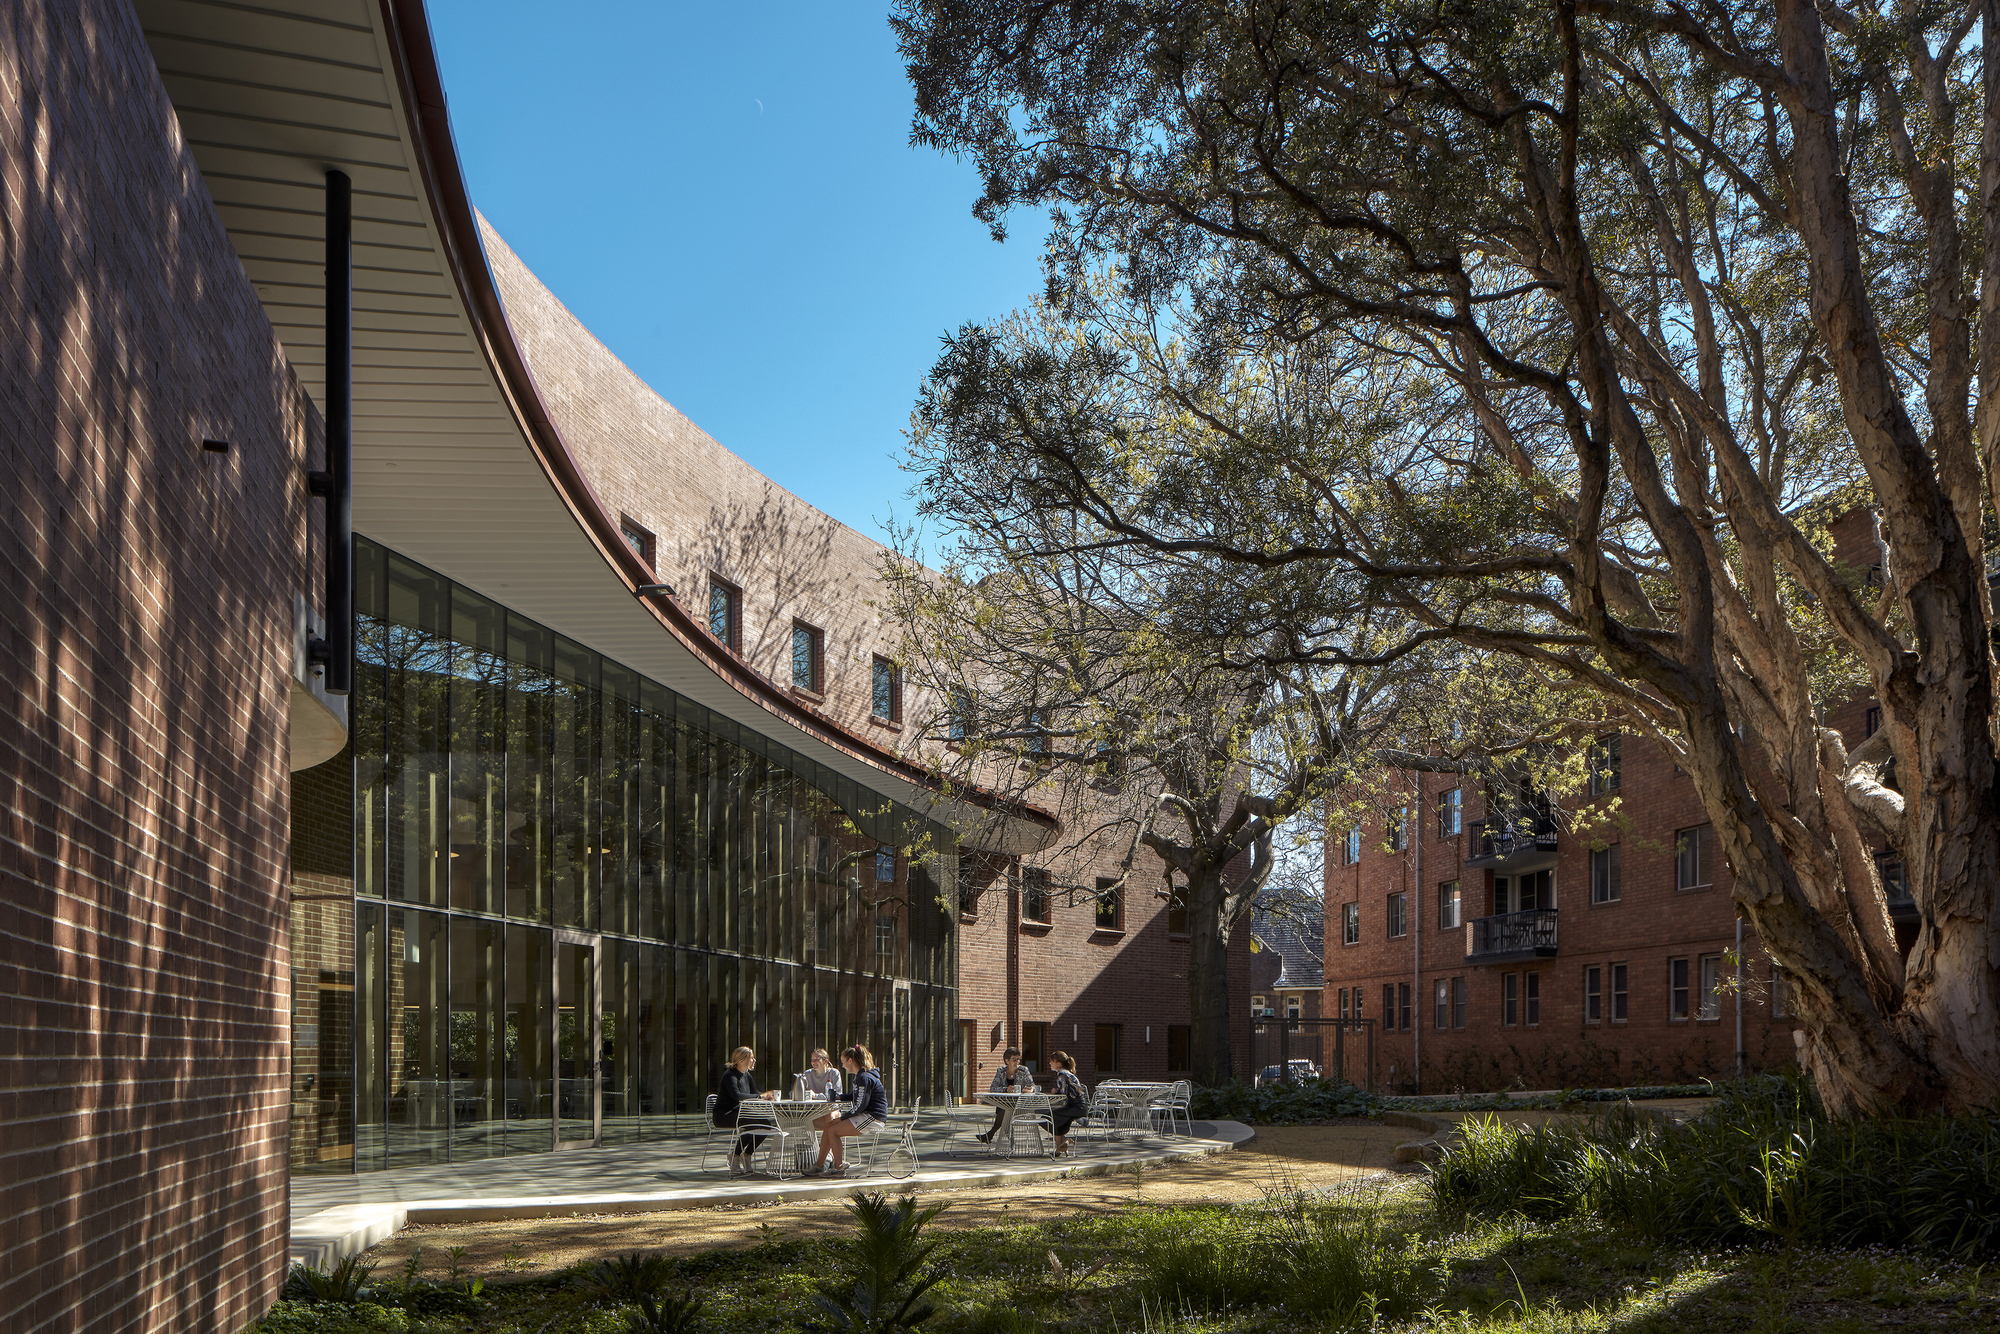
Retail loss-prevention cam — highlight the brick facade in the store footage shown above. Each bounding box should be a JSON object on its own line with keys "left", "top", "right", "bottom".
{"left": 0, "top": 1, "right": 316, "bottom": 1329}
{"left": 484, "top": 227, "right": 1260, "bottom": 1090}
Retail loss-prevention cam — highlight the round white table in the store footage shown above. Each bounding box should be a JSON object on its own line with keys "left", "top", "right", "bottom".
{"left": 768, "top": 1098, "right": 850, "bottom": 1172}
{"left": 1095, "top": 1083, "right": 1173, "bottom": 1136}
{"left": 975, "top": 1091, "right": 1057, "bottom": 1157}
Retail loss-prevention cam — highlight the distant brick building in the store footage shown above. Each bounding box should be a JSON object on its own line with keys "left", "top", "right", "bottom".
{"left": 1322, "top": 510, "right": 1899, "bottom": 1094}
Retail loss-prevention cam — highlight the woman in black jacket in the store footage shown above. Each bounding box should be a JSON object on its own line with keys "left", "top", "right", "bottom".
{"left": 714, "top": 1046, "right": 778, "bottom": 1176}
{"left": 806, "top": 1044, "right": 887, "bottom": 1177}
{"left": 1048, "top": 1051, "right": 1087, "bottom": 1158}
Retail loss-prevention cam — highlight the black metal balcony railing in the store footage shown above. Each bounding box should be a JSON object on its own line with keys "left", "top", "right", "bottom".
{"left": 1467, "top": 815, "right": 1560, "bottom": 864}
{"left": 1466, "top": 907, "right": 1560, "bottom": 961}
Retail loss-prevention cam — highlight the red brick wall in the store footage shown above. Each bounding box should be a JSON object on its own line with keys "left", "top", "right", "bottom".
{"left": 0, "top": 2, "right": 315, "bottom": 1328}
{"left": 1325, "top": 743, "right": 1795, "bottom": 1093}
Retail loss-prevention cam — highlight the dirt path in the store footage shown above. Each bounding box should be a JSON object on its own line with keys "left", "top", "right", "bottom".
{"left": 360, "top": 1122, "right": 1417, "bottom": 1282}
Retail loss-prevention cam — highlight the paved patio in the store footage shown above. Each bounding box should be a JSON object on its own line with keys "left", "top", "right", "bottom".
{"left": 290, "top": 1115, "right": 1251, "bottom": 1270}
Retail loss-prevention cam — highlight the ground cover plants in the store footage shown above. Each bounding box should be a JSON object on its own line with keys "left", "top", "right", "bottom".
{"left": 1188, "top": 1075, "right": 1716, "bottom": 1125}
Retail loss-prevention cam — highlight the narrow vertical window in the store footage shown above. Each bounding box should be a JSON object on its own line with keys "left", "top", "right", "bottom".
{"left": 1387, "top": 893, "right": 1408, "bottom": 938}
{"left": 875, "top": 846, "right": 896, "bottom": 884}
{"left": 1438, "top": 879, "right": 1461, "bottom": 929}
{"left": 1345, "top": 827, "right": 1362, "bottom": 864}
{"left": 1438, "top": 787, "right": 1462, "bottom": 837}
{"left": 1589, "top": 734, "right": 1622, "bottom": 795}
{"left": 1771, "top": 964, "right": 1791, "bottom": 1018}
{"left": 1339, "top": 989, "right": 1350, "bottom": 1020}
{"left": 1342, "top": 901, "right": 1360, "bottom": 945}
{"left": 1021, "top": 868, "right": 1051, "bottom": 924}
{"left": 1503, "top": 973, "right": 1518, "bottom": 1026}
{"left": 948, "top": 687, "right": 974, "bottom": 741}
{"left": 871, "top": 656, "right": 901, "bottom": 721}
{"left": 1166, "top": 883, "right": 1189, "bottom": 936}
{"left": 1434, "top": 979, "right": 1449, "bottom": 1030}
{"left": 1676, "top": 825, "right": 1714, "bottom": 889}
{"left": 1525, "top": 970, "right": 1540, "bottom": 1025}
{"left": 1451, "top": 977, "right": 1466, "bottom": 1028}
{"left": 1093, "top": 877, "right": 1121, "bottom": 930}
{"left": 1382, "top": 984, "right": 1395, "bottom": 1030}
{"left": 1388, "top": 807, "right": 1409, "bottom": 851}
{"left": 619, "top": 515, "right": 655, "bottom": 568}
{"left": 1697, "top": 954, "right": 1721, "bottom": 1020}
{"left": 1611, "top": 963, "right": 1629, "bottom": 1022}
{"left": 1669, "top": 957, "right": 1691, "bottom": 1020}
{"left": 1584, "top": 965, "right": 1602, "bottom": 1023}
{"left": 791, "top": 621, "right": 823, "bottom": 692}
{"left": 706, "top": 576, "right": 741, "bottom": 651}
{"left": 1398, "top": 983, "right": 1411, "bottom": 1031}
{"left": 1591, "top": 845, "right": 1622, "bottom": 904}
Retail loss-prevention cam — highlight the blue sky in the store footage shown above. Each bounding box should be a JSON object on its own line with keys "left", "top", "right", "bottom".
{"left": 429, "top": 2, "right": 1045, "bottom": 550}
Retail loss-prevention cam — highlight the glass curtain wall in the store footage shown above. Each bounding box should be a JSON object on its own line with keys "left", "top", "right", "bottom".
{"left": 298, "top": 539, "right": 956, "bottom": 1173}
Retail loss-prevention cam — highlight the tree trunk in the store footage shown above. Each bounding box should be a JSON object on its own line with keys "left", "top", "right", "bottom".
{"left": 1186, "top": 864, "right": 1236, "bottom": 1086}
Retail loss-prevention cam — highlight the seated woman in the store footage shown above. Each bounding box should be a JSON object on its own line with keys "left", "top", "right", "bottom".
{"left": 806, "top": 1044, "right": 887, "bottom": 1177}
{"left": 977, "top": 1045, "right": 1036, "bottom": 1143}
{"left": 795, "top": 1048, "right": 843, "bottom": 1101}
{"left": 714, "top": 1045, "right": 779, "bottom": 1176}
{"left": 1047, "top": 1051, "right": 1087, "bottom": 1158}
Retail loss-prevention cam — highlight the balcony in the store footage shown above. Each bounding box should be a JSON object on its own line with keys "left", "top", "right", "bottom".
{"left": 1466, "top": 815, "right": 1559, "bottom": 868}
{"left": 1465, "top": 908, "right": 1560, "bottom": 964}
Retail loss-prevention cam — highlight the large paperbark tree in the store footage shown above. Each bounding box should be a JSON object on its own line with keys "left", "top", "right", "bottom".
{"left": 895, "top": 0, "right": 2000, "bottom": 1114}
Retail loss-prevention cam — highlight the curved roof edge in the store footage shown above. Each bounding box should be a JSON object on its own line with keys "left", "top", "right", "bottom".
{"left": 365, "top": 0, "right": 1057, "bottom": 854}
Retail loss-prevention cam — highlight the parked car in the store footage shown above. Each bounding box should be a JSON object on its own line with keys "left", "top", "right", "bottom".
{"left": 1254, "top": 1058, "right": 1321, "bottom": 1086}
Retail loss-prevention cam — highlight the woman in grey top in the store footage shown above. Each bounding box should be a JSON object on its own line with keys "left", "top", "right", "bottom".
{"left": 976, "top": 1046, "right": 1036, "bottom": 1143}
{"left": 795, "top": 1047, "right": 843, "bottom": 1100}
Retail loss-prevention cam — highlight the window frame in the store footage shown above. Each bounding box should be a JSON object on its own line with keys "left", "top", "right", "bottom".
{"left": 1439, "top": 879, "right": 1461, "bottom": 929}
{"left": 1398, "top": 982, "right": 1411, "bottom": 1032}
{"left": 1434, "top": 978, "right": 1449, "bottom": 1030}
{"left": 1590, "top": 844, "right": 1622, "bottom": 904}
{"left": 1341, "top": 900, "right": 1360, "bottom": 946}
{"left": 1093, "top": 1022, "right": 1121, "bottom": 1076}
{"left": 1451, "top": 976, "right": 1466, "bottom": 1028}
{"left": 1525, "top": 970, "right": 1540, "bottom": 1026}
{"left": 1021, "top": 867, "right": 1052, "bottom": 925}
{"left": 1676, "top": 825, "right": 1715, "bottom": 890}
{"left": 1386, "top": 892, "right": 1408, "bottom": 939}
{"left": 1387, "top": 806, "right": 1409, "bottom": 852}
{"left": 1502, "top": 972, "right": 1518, "bottom": 1027}
{"left": 1344, "top": 827, "right": 1362, "bottom": 865}
{"left": 1382, "top": 984, "right": 1396, "bottom": 1031}
{"left": 1588, "top": 733, "right": 1622, "bottom": 795}
{"left": 618, "top": 514, "right": 656, "bottom": 568}
{"left": 1697, "top": 953, "right": 1722, "bottom": 1021}
{"left": 791, "top": 619, "right": 824, "bottom": 694}
{"left": 1771, "top": 964, "right": 1791, "bottom": 1018}
{"left": 1092, "top": 876, "right": 1122, "bottom": 932}
{"left": 1611, "top": 962, "right": 1629, "bottom": 1023}
{"left": 1438, "top": 787, "right": 1462, "bottom": 838}
{"left": 1669, "top": 956, "right": 1691, "bottom": 1021}
{"left": 874, "top": 846, "right": 897, "bottom": 884}
{"left": 706, "top": 575, "right": 742, "bottom": 652}
{"left": 1166, "top": 1024, "right": 1192, "bottom": 1072}
{"left": 948, "top": 687, "right": 974, "bottom": 742}
{"left": 1584, "top": 965, "right": 1602, "bottom": 1024}
{"left": 871, "top": 655, "right": 902, "bottom": 723}
{"left": 1165, "top": 882, "right": 1189, "bottom": 937}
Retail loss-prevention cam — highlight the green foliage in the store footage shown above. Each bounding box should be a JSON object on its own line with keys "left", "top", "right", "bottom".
{"left": 1427, "top": 1075, "right": 2000, "bottom": 1256}
{"left": 252, "top": 1301, "right": 408, "bottom": 1334}
{"left": 623, "top": 1289, "right": 706, "bottom": 1334}
{"left": 1189, "top": 1075, "right": 1373, "bottom": 1123}
{"left": 587, "top": 1251, "right": 682, "bottom": 1304}
{"left": 283, "top": 1256, "right": 378, "bottom": 1305}
{"left": 800, "top": 1192, "right": 948, "bottom": 1334}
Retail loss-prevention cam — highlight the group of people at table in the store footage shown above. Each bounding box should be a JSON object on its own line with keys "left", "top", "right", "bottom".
{"left": 712, "top": 1041, "right": 1092, "bottom": 1176}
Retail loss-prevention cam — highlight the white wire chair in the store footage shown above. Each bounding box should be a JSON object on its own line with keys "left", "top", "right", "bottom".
{"left": 700, "top": 1094, "right": 728, "bottom": 1170}
{"left": 860, "top": 1097, "right": 924, "bottom": 1178}
{"left": 734, "top": 1102, "right": 793, "bottom": 1178}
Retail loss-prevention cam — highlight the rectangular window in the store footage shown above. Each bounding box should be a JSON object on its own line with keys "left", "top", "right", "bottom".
{"left": 1022, "top": 868, "right": 1051, "bottom": 924}
{"left": 1611, "top": 963, "right": 1628, "bottom": 1022}
{"left": 1021, "top": 1021, "right": 1048, "bottom": 1072}
{"left": 1864, "top": 706, "right": 1881, "bottom": 737}
{"left": 1026, "top": 709, "right": 1049, "bottom": 756}
{"left": 618, "top": 515, "right": 655, "bottom": 567}
{"left": 1503, "top": 972, "right": 1518, "bottom": 1026}
{"left": 1166, "top": 1024, "right": 1191, "bottom": 1071}
{"left": 1388, "top": 807, "right": 1409, "bottom": 851}
{"left": 1398, "top": 983, "right": 1411, "bottom": 1032}
{"left": 1434, "top": 978, "right": 1449, "bottom": 1030}
{"left": 1289, "top": 995, "right": 1303, "bottom": 1020}
{"left": 1669, "top": 957, "right": 1690, "bottom": 1020}
{"left": 1341, "top": 901, "right": 1360, "bottom": 945}
{"left": 1590, "top": 845, "right": 1622, "bottom": 904}
{"left": 1093, "top": 1023, "right": 1120, "bottom": 1075}
{"left": 1584, "top": 965, "right": 1602, "bottom": 1023}
{"left": 707, "top": 576, "right": 741, "bottom": 651}
{"left": 1771, "top": 965, "right": 1791, "bottom": 1018}
{"left": 1093, "top": 877, "right": 1122, "bottom": 931}
{"left": 949, "top": 687, "right": 973, "bottom": 741}
{"left": 1438, "top": 787, "right": 1462, "bottom": 837}
{"left": 1344, "top": 827, "right": 1362, "bottom": 865}
{"left": 1166, "top": 884, "right": 1189, "bottom": 936}
{"left": 1452, "top": 976, "right": 1466, "bottom": 1028}
{"left": 875, "top": 914, "right": 896, "bottom": 967}
{"left": 1525, "top": 970, "right": 1540, "bottom": 1025}
{"left": 1875, "top": 851, "right": 1911, "bottom": 907}
{"left": 957, "top": 863, "right": 980, "bottom": 917}
{"left": 875, "top": 846, "right": 896, "bottom": 884}
{"left": 1676, "top": 825, "right": 1714, "bottom": 889}
{"left": 1382, "top": 984, "right": 1396, "bottom": 1030}
{"left": 1338, "top": 988, "right": 1350, "bottom": 1020}
{"left": 1350, "top": 988, "right": 1362, "bottom": 1020}
{"left": 1387, "top": 893, "right": 1408, "bottom": 938}
{"left": 1589, "top": 734, "right": 1622, "bottom": 795}
{"left": 1439, "top": 879, "right": 1461, "bottom": 929}
{"left": 871, "top": 656, "right": 901, "bottom": 722}
{"left": 1697, "top": 954, "right": 1721, "bottom": 1021}
{"left": 791, "top": 621, "right": 823, "bottom": 692}
{"left": 1492, "top": 875, "right": 1510, "bottom": 916}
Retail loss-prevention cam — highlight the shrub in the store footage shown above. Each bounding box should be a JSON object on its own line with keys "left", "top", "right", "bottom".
{"left": 253, "top": 1301, "right": 408, "bottom": 1334}
{"left": 1425, "top": 1074, "right": 2000, "bottom": 1257}
{"left": 1189, "top": 1076, "right": 1373, "bottom": 1124}
{"left": 283, "top": 1256, "right": 378, "bottom": 1305}
{"left": 799, "top": 1192, "right": 947, "bottom": 1333}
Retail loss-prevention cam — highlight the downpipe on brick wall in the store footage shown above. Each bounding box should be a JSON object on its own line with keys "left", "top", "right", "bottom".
{"left": 307, "top": 169, "right": 353, "bottom": 695}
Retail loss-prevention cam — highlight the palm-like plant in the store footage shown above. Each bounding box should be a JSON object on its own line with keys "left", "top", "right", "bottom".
{"left": 800, "top": 1193, "right": 947, "bottom": 1333}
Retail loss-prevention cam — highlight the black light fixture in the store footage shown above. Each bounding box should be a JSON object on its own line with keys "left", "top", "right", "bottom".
{"left": 635, "top": 583, "right": 676, "bottom": 597}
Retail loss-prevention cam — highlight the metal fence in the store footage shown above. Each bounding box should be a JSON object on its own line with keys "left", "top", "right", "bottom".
{"left": 1248, "top": 1016, "right": 1377, "bottom": 1092}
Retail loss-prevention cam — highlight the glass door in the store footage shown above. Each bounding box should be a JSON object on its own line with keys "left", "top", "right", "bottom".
{"left": 554, "top": 931, "right": 602, "bottom": 1149}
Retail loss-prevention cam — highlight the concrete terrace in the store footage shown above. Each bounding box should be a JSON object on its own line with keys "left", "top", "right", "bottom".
{"left": 291, "top": 1119, "right": 1253, "bottom": 1270}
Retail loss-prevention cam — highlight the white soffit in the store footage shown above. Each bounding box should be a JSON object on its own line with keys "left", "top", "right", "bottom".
{"left": 132, "top": 0, "right": 1053, "bottom": 854}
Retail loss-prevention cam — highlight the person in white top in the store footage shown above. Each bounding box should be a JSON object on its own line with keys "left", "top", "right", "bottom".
{"left": 977, "top": 1046, "right": 1037, "bottom": 1143}
{"left": 795, "top": 1047, "right": 843, "bottom": 1100}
